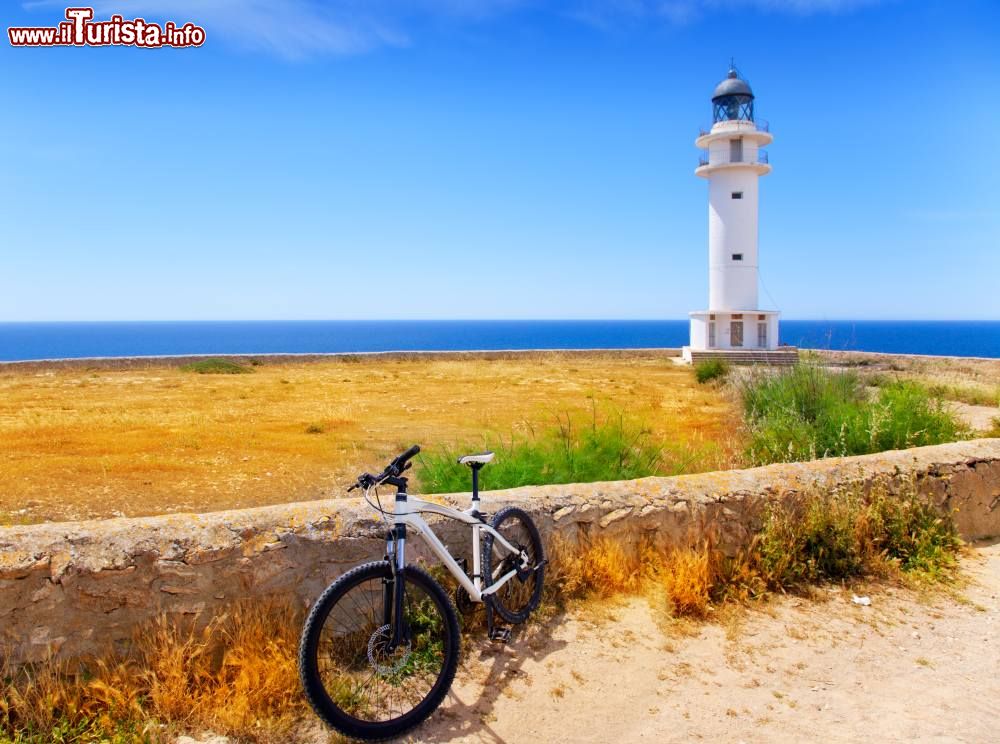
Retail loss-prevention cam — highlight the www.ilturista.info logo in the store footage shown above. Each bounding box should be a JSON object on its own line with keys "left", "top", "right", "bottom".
{"left": 8, "top": 7, "right": 205, "bottom": 48}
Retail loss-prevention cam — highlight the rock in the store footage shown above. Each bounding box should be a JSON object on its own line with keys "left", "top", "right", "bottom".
{"left": 599, "top": 507, "right": 633, "bottom": 528}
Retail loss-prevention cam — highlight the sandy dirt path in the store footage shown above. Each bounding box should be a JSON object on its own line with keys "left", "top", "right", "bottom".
{"left": 413, "top": 542, "right": 1000, "bottom": 744}
{"left": 951, "top": 401, "right": 999, "bottom": 433}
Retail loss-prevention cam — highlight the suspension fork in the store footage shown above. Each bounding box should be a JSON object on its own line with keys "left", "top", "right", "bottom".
{"left": 380, "top": 476, "right": 411, "bottom": 652}
{"left": 382, "top": 529, "right": 395, "bottom": 628}
{"left": 389, "top": 523, "right": 407, "bottom": 650}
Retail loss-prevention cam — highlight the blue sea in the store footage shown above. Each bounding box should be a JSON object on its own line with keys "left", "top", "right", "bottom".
{"left": 0, "top": 320, "right": 998, "bottom": 362}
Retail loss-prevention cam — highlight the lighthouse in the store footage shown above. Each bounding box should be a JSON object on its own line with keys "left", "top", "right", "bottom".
{"left": 682, "top": 65, "right": 794, "bottom": 365}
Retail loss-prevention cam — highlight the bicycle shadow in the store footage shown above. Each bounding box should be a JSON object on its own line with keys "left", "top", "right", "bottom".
{"left": 408, "top": 606, "right": 571, "bottom": 743}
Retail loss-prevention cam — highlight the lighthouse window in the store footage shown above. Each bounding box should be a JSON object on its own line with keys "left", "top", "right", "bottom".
{"left": 732, "top": 253, "right": 743, "bottom": 261}
{"left": 730, "top": 137, "right": 743, "bottom": 163}
{"left": 758, "top": 322, "right": 768, "bottom": 347}
{"left": 708, "top": 322, "right": 716, "bottom": 347}
{"left": 731, "top": 192, "right": 743, "bottom": 199}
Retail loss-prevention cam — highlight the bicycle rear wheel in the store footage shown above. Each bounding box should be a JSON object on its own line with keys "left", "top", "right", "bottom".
{"left": 299, "top": 561, "right": 460, "bottom": 741}
{"left": 482, "top": 507, "right": 545, "bottom": 624}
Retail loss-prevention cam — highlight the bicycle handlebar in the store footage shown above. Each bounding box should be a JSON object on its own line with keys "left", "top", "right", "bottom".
{"left": 348, "top": 445, "right": 421, "bottom": 492}
{"left": 390, "top": 444, "right": 421, "bottom": 471}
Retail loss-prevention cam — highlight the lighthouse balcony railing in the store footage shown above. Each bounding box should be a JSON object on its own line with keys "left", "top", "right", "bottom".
{"left": 698, "top": 150, "right": 769, "bottom": 167}
{"left": 698, "top": 119, "right": 769, "bottom": 137}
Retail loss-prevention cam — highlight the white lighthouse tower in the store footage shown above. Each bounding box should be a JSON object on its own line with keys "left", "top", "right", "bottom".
{"left": 682, "top": 65, "right": 794, "bottom": 365}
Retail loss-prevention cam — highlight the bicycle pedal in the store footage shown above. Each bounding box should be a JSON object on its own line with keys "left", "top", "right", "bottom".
{"left": 488, "top": 627, "right": 512, "bottom": 644}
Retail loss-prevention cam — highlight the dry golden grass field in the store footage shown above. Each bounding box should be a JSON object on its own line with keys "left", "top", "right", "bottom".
{"left": 0, "top": 352, "right": 738, "bottom": 525}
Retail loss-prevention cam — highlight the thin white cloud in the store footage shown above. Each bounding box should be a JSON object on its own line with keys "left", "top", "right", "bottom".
{"left": 711, "top": 0, "right": 887, "bottom": 13}
{"left": 22, "top": 0, "right": 889, "bottom": 58}
{"left": 658, "top": 2, "right": 703, "bottom": 25}
{"left": 576, "top": 0, "right": 887, "bottom": 27}
{"left": 737, "top": 0, "right": 885, "bottom": 10}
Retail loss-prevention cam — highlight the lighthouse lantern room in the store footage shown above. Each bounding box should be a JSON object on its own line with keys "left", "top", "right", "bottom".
{"left": 682, "top": 65, "right": 796, "bottom": 365}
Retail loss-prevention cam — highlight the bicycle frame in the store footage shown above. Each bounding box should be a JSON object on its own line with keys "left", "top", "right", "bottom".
{"left": 387, "top": 493, "right": 526, "bottom": 604}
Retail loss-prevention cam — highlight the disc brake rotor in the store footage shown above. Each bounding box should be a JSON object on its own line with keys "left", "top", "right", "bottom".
{"left": 367, "top": 623, "right": 412, "bottom": 676}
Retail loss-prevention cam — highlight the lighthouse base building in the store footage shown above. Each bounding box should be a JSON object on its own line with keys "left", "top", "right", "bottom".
{"left": 683, "top": 310, "right": 785, "bottom": 363}
{"left": 681, "top": 65, "right": 797, "bottom": 366}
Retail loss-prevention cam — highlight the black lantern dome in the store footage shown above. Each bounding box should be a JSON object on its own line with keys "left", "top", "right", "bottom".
{"left": 712, "top": 65, "right": 754, "bottom": 124}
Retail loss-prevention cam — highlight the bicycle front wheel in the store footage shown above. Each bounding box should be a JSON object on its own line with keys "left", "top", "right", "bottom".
{"left": 299, "top": 561, "right": 460, "bottom": 741}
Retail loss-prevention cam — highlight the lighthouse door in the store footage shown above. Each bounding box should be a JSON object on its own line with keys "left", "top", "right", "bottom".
{"left": 730, "top": 320, "right": 744, "bottom": 347}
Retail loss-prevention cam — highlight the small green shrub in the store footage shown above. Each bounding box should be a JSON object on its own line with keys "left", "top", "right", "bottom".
{"left": 417, "top": 411, "right": 704, "bottom": 493}
{"left": 304, "top": 423, "right": 325, "bottom": 435}
{"left": 750, "top": 486, "right": 961, "bottom": 591}
{"left": 872, "top": 381, "right": 967, "bottom": 449}
{"left": 865, "top": 373, "right": 889, "bottom": 387}
{"left": 756, "top": 492, "right": 865, "bottom": 586}
{"left": 180, "top": 358, "right": 253, "bottom": 375}
{"left": 695, "top": 359, "right": 730, "bottom": 384}
{"left": 869, "top": 492, "right": 961, "bottom": 577}
{"left": 741, "top": 363, "right": 968, "bottom": 465}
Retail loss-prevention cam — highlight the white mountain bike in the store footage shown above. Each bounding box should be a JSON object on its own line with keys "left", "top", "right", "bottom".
{"left": 299, "top": 445, "right": 546, "bottom": 741}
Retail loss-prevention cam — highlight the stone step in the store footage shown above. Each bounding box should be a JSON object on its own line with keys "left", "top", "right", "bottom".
{"left": 688, "top": 348, "right": 799, "bottom": 366}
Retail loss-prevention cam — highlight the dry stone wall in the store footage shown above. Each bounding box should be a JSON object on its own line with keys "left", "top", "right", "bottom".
{"left": 2, "top": 439, "right": 999, "bottom": 663}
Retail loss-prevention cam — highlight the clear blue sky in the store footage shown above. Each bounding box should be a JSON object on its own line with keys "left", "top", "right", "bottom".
{"left": 2, "top": 0, "right": 998, "bottom": 321}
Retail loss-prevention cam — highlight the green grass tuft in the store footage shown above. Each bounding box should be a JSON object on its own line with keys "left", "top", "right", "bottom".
{"left": 417, "top": 410, "right": 709, "bottom": 493}
{"left": 739, "top": 363, "right": 968, "bottom": 466}
{"left": 179, "top": 358, "right": 253, "bottom": 375}
{"left": 694, "top": 359, "right": 730, "bottom": 384}
{"left": 0, "top": 717, "right": 153, "bottom": 744}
